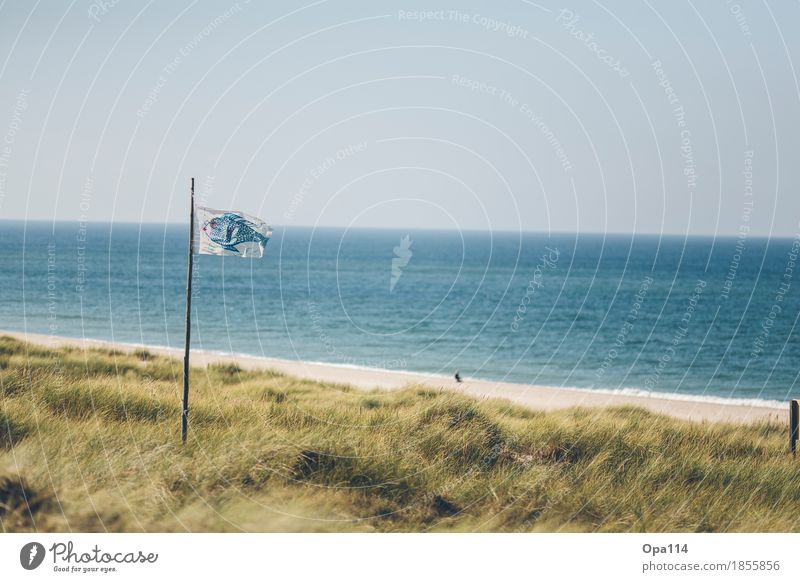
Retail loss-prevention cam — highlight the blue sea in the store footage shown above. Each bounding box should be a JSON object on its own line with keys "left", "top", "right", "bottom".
{"left": 2, "top": 220, "right": 799, "bottom": 405}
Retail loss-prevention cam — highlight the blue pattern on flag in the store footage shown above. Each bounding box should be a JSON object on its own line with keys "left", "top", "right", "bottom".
{"left": 201, "top": 213, "right": 270, "bottom": 254}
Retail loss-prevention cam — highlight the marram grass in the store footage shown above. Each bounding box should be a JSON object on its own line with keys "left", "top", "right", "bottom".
{"left": 0, "top": 335, "right": 798, "bottom": 532}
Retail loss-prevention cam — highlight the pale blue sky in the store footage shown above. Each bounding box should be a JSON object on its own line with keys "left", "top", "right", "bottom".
{"left": 0, "top": 0, "right": 798, "bottom": 236}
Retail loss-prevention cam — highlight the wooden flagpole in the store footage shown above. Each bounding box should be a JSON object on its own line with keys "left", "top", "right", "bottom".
{"left": 182, "top": 177, "right": 195, "bottom": 443}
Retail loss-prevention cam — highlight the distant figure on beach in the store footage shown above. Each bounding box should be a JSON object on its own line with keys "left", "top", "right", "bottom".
{"left": 454, "top": 371, "right": 462, "bottom": 383}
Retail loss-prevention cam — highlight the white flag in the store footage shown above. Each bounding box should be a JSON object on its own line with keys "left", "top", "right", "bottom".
{"left": 194, "top": 206, "right": 272, "bottom": 258}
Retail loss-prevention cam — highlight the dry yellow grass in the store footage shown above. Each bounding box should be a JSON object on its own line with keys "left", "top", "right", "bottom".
{"left": 1, "top": 335, "right": 798, "bottom": 532}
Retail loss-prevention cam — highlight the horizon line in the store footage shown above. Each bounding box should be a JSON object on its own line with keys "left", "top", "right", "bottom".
{"left": 0, "top": 217, "right": 795, "bottom": 240}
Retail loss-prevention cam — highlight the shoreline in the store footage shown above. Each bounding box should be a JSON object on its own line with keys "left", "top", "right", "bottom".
{"left": 2, "top": 330, "right": 787, "bottom": 425}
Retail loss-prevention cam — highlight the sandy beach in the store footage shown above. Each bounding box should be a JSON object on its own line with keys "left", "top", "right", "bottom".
{"left": 2, "top": 330, "right": 787, "bottom": 425}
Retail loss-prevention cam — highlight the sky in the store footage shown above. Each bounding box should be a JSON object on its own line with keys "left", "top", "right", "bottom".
{"left": 0, "top": 0, "right": 798, "bottom": 236}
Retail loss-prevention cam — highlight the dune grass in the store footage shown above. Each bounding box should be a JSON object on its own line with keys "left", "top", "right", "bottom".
{"left": 0, "top": 335, "right": 798, "bottom": 532}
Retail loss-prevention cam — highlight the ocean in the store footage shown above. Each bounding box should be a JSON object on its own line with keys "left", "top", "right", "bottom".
{"left": 2, "top": 220, "right": 798, "bottom": 405}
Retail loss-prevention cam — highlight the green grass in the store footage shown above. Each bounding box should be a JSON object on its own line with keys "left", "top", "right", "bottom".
{"left": 0, "top": 335, "right": 798, "bottom": 532}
